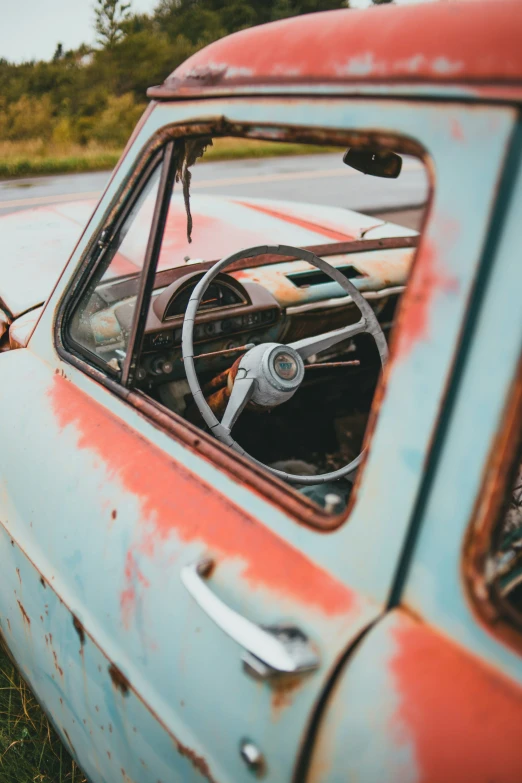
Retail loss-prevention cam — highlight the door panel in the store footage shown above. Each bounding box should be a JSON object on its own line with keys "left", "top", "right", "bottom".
{"left": 306, "top": 610, "right": 522, "bottom": 783}
{"left": 0, "top": 348, "right": 378, "bottom": 782}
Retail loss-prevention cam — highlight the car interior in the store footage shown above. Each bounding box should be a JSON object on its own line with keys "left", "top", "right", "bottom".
{"left": 67, "top": 135, "right": 427, "bottom": 516}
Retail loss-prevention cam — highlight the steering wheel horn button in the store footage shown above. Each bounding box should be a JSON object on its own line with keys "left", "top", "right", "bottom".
{"left": 262, "top": 345, "right": 304, "bottom": 393}
{"left": 273, "top": 352, "right": 299, "bottom": 381}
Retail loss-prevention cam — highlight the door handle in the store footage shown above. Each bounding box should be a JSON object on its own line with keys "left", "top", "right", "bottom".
{"left": 181, "top": 558, "right": 320, "bottom": 679}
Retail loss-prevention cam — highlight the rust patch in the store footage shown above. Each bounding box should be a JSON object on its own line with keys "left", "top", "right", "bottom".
{"left": 52, "top": 650, "right": 64, "bottom": 678}
{"left": 62, "top": 728, "right": 77, "bottom": 759}
{"left": 16, "top": 568, "right": 21, "bottom": 585}
{"left": 40, "top": 577, "right": 46, "bottom": 588}
{"left": 112, "top": 509, "right": 117, "bottom": 521}
{"left": 271, "top": 674, "right": 303, "bottom": 719}
{"left": 108, "top": 663, "right": 130, "bottom": 696}
{"left": 72, "top": 615, "right": 86, "bottom": 646}
{"left": 17, "top": 601, "right": 30, "bottom": 626}
{"left": 175, "top": 738, "right": 216, "bottom": 783}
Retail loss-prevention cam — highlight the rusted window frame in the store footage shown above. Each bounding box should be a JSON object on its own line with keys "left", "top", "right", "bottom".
{"left": 55, "top": 117, "right": 429, "bottom": 531}
{"left": 463, "top": 355, "right": 522, "bottom": 655}
{"left": 59, "top": 146, "right": 169, "bottom": 381}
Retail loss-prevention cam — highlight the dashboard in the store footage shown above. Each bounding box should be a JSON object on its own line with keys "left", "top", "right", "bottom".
{"left": 87, "top": 241, "right": 414, "bottom": 385}
{"left": 91, "top": 270, "right": 283, "bottom": 383}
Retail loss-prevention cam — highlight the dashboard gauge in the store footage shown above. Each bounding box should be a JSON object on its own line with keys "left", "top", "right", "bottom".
{"left": 164, "top": 280, "right": 244, "bottom": 319}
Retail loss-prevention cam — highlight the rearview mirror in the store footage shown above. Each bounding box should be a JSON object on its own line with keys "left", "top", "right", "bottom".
{"left": 343, "top": 148, "right": 402, "bottom": 179}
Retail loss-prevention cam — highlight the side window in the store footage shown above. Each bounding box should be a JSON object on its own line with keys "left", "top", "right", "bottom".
{"left": 68, "top": 162, "right": 162, "bottom": 373}
{"left": 63, "top": 131, "right": 430, "bottom": 522}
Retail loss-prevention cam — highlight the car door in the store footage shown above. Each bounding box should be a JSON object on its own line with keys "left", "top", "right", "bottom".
{"left": 305, "top": 119, "right": 522, "bottom": 782}
{"left": 0, "top": 96, "right": 515, "bottom": 783}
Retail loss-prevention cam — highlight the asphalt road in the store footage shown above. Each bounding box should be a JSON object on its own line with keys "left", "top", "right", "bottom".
{"left": 0, "top": 153, "right": 428, "bottom": 224}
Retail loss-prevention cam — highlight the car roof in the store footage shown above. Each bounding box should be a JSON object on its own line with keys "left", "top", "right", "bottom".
{"left": 148, "top": 0, "right": 522, "bottom": 102}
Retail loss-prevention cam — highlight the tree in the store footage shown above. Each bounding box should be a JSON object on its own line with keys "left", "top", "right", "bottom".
{"left": 94, "top": 0, "right": 131, "bottom": 48}
{"left": 53, "top": 43, "right": 64, "bottom": 61}
{"left": 271, "top": 0, "right": 297, "bottom": 21}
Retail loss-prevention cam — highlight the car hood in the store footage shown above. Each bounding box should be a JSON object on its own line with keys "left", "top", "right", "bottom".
{"left": 0, "top": 194, "right": 394, "bottom": 319}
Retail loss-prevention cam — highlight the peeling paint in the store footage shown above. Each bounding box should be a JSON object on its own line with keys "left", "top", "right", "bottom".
{"left": 49, "top": 376, "right": 359, "bottom": 620}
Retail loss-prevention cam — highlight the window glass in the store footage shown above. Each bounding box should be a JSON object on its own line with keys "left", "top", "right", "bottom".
{"left": 68, "top": 162, "right": 162, "bottom": 373}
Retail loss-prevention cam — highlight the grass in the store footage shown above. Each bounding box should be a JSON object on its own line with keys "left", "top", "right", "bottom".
{"left": 0, "top": 141, "right": 121, "bottom": 179}
{"left": 0, "top": 138, "right": 337, "bottom": 179}
{"left": 0, "top": 643, "right": 86, "bottom": 783}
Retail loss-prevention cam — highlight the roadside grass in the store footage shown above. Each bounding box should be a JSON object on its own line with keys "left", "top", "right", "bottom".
{"left": 0, "top": 643, "right": 86, "bottom": 783}
{"left": 0, "top": 138, "right": 338, "bottom": 179}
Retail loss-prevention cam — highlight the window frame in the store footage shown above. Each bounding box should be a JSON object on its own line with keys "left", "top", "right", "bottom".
{"left": 54, "top": 117, "right": 429, "bottom": 531}
{"left": 60, "top": 145, "right": 171, "bottom": 381}
{"left": 463, "top": 355, "right": 522, "bottom": 656}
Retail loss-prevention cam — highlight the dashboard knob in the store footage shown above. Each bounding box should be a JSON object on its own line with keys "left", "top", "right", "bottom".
{"left": 221, "top": 319, "right": 233, "bottom": 333}
{"left": 151, "top": 357, "right": 174, "bottom": 375}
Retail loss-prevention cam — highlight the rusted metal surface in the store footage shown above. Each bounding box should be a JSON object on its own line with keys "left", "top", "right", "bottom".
{"left": 8, "top": 305, "right": 44, "bottom": 349}
{"left": 0, "top": 308, "right": 9, "bottom": 341}
{"left": 463, "top": 361, "right": 522, "bottom": 649}
{"left": 108, "top": 663, "right": 131, "bottom": 695}
{"left": 0, "top": 521, "right": 220, "bottom": 783}
{"left": 232, "top": 245, "right": 414, "bottom": 310}
{"left": 148, "top": 0, "right": 522, "bottom": 100}
{"left": 161, "top": 235, "right": 418, "bottom": 279}
{"left": 304, "top": 361, "right": 360, "bottom": 371}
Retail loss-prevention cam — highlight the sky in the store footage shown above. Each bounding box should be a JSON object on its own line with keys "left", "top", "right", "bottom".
{"left": 0, "top": 0, "right": 436, "bottom": 64}
{"left": 0, "top": 0, "right": 158, "bottom": 63}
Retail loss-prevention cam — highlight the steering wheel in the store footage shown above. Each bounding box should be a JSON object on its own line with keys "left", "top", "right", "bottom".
{"left": 182, "top": 245, "right": 388, "bottom": 485}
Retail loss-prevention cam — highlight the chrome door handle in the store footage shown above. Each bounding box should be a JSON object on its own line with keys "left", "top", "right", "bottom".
{"left": 181, "top": 558, "right": 319, "bottom": 679}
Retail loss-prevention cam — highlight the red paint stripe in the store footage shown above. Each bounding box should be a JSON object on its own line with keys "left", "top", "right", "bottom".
{"left": 233, "top": 200, "right": 355, "bottom": 242}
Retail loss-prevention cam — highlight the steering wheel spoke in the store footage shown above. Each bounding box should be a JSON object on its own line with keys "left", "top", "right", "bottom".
{"left": 288, "top": 318, "right": 366, "bottom": 360}
{"left": 221, "top": 375, "right": 255, "bottom": 434}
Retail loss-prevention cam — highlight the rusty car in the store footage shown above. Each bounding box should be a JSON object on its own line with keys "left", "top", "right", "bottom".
{"left": 1, "top": 0, "right": 522, "bottom": 780}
